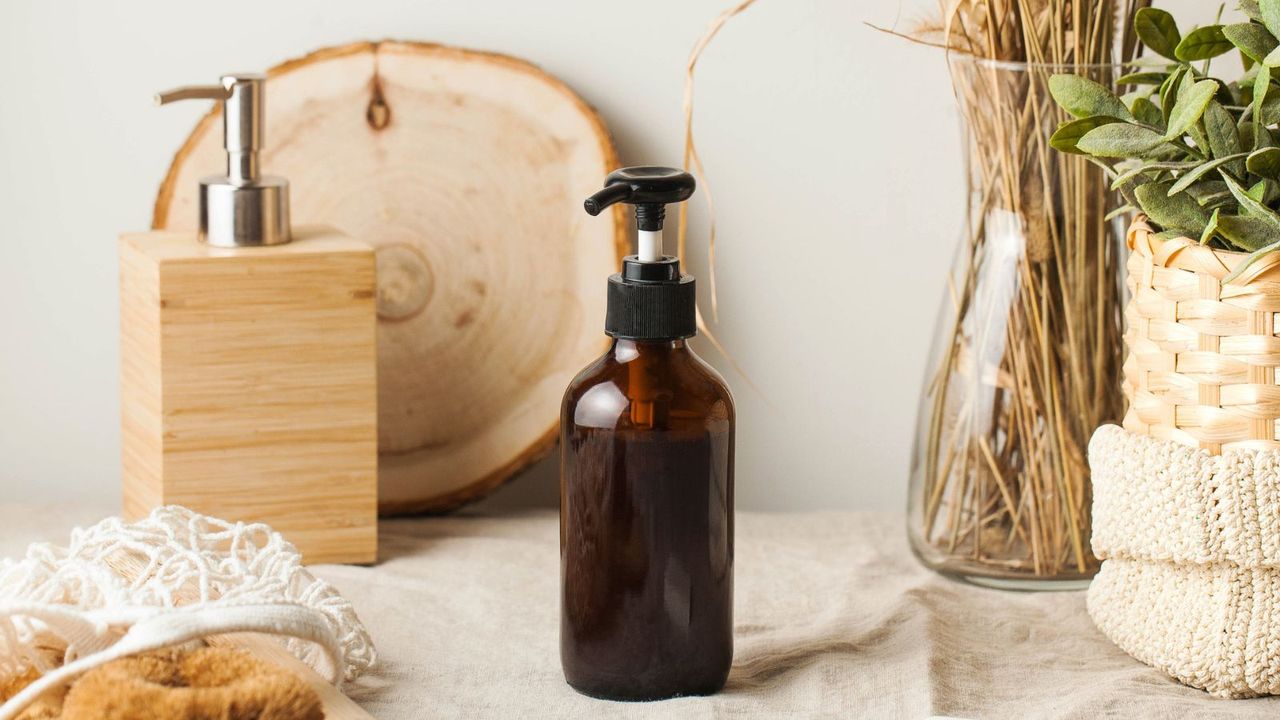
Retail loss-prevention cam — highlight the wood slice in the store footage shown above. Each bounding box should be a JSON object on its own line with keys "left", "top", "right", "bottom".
{"left": 153, "top": 41, "right": 625, "bottom": 514}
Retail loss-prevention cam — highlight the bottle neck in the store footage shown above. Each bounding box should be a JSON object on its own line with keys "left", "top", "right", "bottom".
{"left": 611, "top": 338, "right": 688, "bottom": 429}
{"left": 611, "top": 337, "right": 688, "bottom": 362}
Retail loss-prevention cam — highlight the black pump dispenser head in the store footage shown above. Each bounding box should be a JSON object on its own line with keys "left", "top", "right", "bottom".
{"left": 585, "top": 166, "right": 696, "bottom": 230}
{"left": 584, "top": 167, "right": 698, "bottom": 341}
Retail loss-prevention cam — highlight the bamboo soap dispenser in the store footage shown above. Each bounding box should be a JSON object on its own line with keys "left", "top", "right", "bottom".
{"left": 560, "top": 167, "right": 735, "bottom": 700}
{"left": 119, "top": 74, "right": 377, "bottom": 564}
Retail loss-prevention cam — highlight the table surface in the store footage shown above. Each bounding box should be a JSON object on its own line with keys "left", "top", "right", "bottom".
{"left": 2, "top": 504, "right": 1277, "bottom": 719}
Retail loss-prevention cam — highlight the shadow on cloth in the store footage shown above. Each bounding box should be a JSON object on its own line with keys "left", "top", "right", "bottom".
{"left": 723, "top": 582, "right": 945, "bottom": 693}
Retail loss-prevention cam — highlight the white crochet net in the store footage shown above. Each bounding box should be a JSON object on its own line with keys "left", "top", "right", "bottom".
{"left": 0, "top": 506, "right": 376, "bottom": 686}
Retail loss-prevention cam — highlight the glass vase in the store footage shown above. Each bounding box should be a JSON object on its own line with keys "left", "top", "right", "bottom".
{"left": 907, "top": 58, "right": 1127, "bottom": 590}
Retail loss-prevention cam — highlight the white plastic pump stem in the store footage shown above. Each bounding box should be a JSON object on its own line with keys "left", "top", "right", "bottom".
{"left": 638, "top": 229, "right": 662, "bottom": 262}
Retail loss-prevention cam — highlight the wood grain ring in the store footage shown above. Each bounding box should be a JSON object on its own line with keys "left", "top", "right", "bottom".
{"left": 152, "top": 41, "right": 626, "bottom": 514}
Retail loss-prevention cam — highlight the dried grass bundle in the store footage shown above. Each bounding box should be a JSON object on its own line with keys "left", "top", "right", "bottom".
{"left": 918, "top": 0, "right": 1150, "bottom": 65}
{"left": 910, "top": 0, "right": 1149, "bottom": 581}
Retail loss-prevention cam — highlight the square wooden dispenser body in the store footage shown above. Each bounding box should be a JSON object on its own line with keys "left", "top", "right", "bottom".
{"left": 119, "top": 226, "right": 378, "bottom": 564}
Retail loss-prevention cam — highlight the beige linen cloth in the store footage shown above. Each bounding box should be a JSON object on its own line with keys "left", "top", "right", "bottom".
{"left": 3, "top": 504, "right": 1278, "bottom": 718}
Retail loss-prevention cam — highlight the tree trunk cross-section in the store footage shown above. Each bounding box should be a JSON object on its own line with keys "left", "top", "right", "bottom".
{"left": 153, "top": 41, "right": 626, "bottom": 515}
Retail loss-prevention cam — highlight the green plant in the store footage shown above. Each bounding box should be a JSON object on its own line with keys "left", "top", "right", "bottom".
{"left": 1050, "top": 1, "right": 1280, "bottom": 281}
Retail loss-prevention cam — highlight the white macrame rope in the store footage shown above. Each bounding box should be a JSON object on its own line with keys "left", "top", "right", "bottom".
{"left": 0, "top": 506, "right": 376, "bottom": 712}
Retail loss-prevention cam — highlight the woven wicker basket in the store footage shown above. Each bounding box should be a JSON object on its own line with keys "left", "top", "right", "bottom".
{"left": 1124, "top": 214, "right": 1280, "bottom": 453}
{"left": 1087, "top": 215, "right": 1280, "bottom": 698}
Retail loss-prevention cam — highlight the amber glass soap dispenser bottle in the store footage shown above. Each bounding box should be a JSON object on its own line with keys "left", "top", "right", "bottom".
{"left": 560, "top": 167, "right": 735, "bottom": 701}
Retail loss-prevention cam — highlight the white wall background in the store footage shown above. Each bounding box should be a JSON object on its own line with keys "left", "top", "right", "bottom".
{"left": 0, "top": 0, "right": 1216, "bottom": 513}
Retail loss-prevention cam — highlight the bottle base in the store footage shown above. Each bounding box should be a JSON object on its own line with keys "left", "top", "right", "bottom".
{"left": 565, "top": 678, "right": 727, "bottom": 702}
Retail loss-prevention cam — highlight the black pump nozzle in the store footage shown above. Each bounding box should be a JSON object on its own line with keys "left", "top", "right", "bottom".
{"left": 584, "top": 166, "right": 699, "bottom": 341}
{"left": 583, "top": 166, "right": 696, "bottom": 232}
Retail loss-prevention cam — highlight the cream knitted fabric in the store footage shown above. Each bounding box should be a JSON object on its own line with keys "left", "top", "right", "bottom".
{"left": 1088, "top": 558, "right": 1280, "bottom": 697}
{"left": 1089, "top": 424, "right": 1280, "bottom": 698}
{"left": 1091, "top": 425, "right": 1280, "bottom": 567}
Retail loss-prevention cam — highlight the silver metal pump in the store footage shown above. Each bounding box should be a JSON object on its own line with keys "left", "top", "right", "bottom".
{"left": 156, "top": 74, "right": 291, "bottom": 247}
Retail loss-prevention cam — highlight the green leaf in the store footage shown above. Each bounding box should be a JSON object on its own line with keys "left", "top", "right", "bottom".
{"left": 1225, "top": 174, "right": 1280, "bottom": 232}
{"left": 1135, "top": 181, "right": 1211, "bottom": 235}
{"left": 1218, "top": 214, "right": 1280, "bottom": 250}
{"left": 1264, "top": 0, "right": 1280, "bottom": 38}
{"left": 1169, "top": 153, "right": 1251, "bottom": 196}
{"left": 1249, "top": 147, "right": 1280, "bottom": 177}
{"left": 1110, "top": 160, "right": 1200, "bottom": 190}
{"left": 1193, "top": 118, "right": 1214, "bottom": 148}
{"left": 1117, "top": 71, "right": 1169, "bottom": 86}
{"left": 1166, "top": 79, "right": 1220, "bottom": 138}
{"left": 1176, "top": 25, "right": 1234, "bottom": 61}
{"left": 1262, "top": 94, "right": 1280, "bottom": 124}
{"left": 1136, "top": 8, "right": 1183, "bottom": 60}
{"left": 1190, "top": 124, "right": 1213, "bottom": 162}
{"left": 1106, "top": 204, "right": 1138, "bottom": 222}
{"left": 1224, "top": 22, "right": 1279, "bottom": 63}
{"left": 1256, "top": 65, "right": 1272, "bottom": 148}
{"left": 1131, "top": 96, "right": 1166, "bottom": 129}
{"left": 1078, "top": 123, "right": 1168, "bottom": 157}
{"left": 1205, "top": 100, "right": 1245, "bottom": 179}
{"left": 1244, "top": 121, "right": 1278, "bottom": 151}
{"left": 1048, "top": 74, "right": 1134, "bottom": 120}
{"left": 1243, "top": 0, "right": 1265, "bottom": 24}
{"left": 1251, "top": 179, "right": 1269, "bottom": 201}
{"left": 1201, "top": 208, "right": 1222, "bottom": 244}
{"left": 1266, "top": 44, "right": 1280, "bottom": 66}
{"left": 1050, "top": 116, "right": 1122, "bottom": 154}
{"left": 1189, "top": 179, "right": 1230, "bottom": 199}
{"left": 1190, "top": 182, "right": 1234, "bottom": 210}
{"left": 1222, "top": 236, "right": 1280, "bottom": 283}
{"left": 1161, "top": 67, "right": 1187, "bottom": 124}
